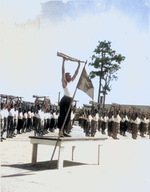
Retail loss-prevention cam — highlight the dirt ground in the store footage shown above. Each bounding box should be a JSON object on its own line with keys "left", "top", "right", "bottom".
{"left": 1, "top": 126, "right": 150, "bottom": 192}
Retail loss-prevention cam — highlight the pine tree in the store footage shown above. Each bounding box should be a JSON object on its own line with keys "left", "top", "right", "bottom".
{"left": 89, "top": 40, "right": 125, "bottom": 107}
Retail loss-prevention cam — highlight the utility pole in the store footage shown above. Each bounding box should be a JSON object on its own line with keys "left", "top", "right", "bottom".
{"left": 58, "top": 92, "right": 60, "bottom": 105}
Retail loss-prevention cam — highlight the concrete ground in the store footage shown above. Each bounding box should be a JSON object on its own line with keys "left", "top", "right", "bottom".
{"left": 1, "top": 126, "right": 150, "bottom": 192}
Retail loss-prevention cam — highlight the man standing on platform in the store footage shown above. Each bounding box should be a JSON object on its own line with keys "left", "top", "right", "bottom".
{"left": 58, "top": 57, "right": 80, "bottom": 137}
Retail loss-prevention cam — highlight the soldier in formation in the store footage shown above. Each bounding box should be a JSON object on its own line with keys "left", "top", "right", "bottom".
{"left": 1, "top": 94, "right": 150, "bottom": 140}
{"left": 0, "top": 94, "right": 62, "bottom": 141}
{"left": 79, "top": 104, "right": 150, "bottom": 140}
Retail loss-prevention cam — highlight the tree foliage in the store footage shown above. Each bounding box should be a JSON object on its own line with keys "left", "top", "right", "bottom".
{"left": 89, "top": 40, "right": 125, "bottom": 105}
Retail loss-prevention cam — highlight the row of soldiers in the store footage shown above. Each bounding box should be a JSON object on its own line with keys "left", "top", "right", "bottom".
{"left": 79, "top": 104, "right": 150, "bottom": 139}
{"left": 0, "top": 94, "right": 77, "bottom": 141}
{"left": 0, "top": 95, "right": 60, "bottom": 141}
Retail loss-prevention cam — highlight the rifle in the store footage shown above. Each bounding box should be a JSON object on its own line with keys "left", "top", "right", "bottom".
{"left": 0, "top": 94, "right": 8, "bottom": 98}
{"left": 33, "top": 95, "right": 49, "bottom": 99}
{"left": 33, "top": 95, "right": 51, "bottom": 112}
{"left": 0, "top": 94, "right": 20, "bottom": 108}
{"left": 57, "top": 52, "right": 85, "bottom": 63}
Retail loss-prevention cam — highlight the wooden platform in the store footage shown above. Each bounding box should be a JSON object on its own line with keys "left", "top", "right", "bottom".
{"left": 29, "top": 136, "right": 107, "bottom": 169}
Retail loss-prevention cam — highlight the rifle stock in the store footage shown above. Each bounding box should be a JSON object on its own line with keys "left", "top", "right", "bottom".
{"left": 57, "top": 52, "right": 85, "bottom": 63}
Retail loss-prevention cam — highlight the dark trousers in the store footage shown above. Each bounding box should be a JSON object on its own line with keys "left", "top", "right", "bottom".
{"left": 40, "top": 120, "right": 44, "bottom": 134}
{"left": 66, "top": 120, "right": 72, "bottom": 134}
{"left": 79, "top": 118, "right": 82, "bottom": 126}
{"left": 17, "top": 119, "right": 23, "bottom": 133}
{"left": 13, "top": 119, "right": 17, "bottom": 134}
{"left": 22, "top": 118, "right": 27, "bottom": 132}
{"left": 1, "top": 119, "right": 4, "bottom": 138}
{"left": 132, "top": 123, "right": 138, "bottom": 139}
{"left": 46, "top": 119, "right": 50, "bottom": 129}
{"left": 148, "top": 123, "right": 150, "bottom": 136}
{"left": 112, "top": 122, "right": 119, "bottom": 139}
{"left": 4, "top": 117, "right": 7, "bottom": 132}
{"left": 101, "top": 121, "right": 106, "bottom": 134}
{"left": 108, "top": 121, "right": 113, "bottom": 136}
{"left": 140, "top": 122, "right": 147, "bottom": 137}
{"left": 85, "top": 121, "right": 91, "bottom": 136}
{"left": 34, "top": 117, "right": 41, "bottom": 136}
{"left": 7, "top": 116, "right": 14, "bottom": 137}
{"left": 91, "top": 120, "right": 98, "bottom": 137}
{"left": 50, "top": 118, "right": 55, "bottom": 129}
{"left": 35, "top": 117, "right": 40, "bottom": 133}
{"left": 30, "top": 117, "right": 33, "bottom": 130}
{"left": 58, "top": 95, "right": 72, "bottom": 131}
{"left": 44, "top": 120, "right": 47, "bottom": 131}
{"left": 98, "top": 120, "right": 101, "bottom": 131}
{"left": 33, "top": 117, "right": 36, "bottom": 130}
{"left": 27, "top": 118, "right": 31, "bottom": 130}
{"left": 83, "top": 119, "right": 87, "bottom": 133}
{"left": 120, "top": 122, "right": 124, "bottom": 135}
{"left": 54, "top": 119, "right": 58, "bottom": 129}
{"left": 127, "top": 121, "right": 132, "bottom": 133}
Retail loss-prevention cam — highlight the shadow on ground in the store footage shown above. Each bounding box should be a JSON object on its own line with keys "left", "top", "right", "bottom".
{"left": 1, "top": 160, "right": 91, "bottom": 178}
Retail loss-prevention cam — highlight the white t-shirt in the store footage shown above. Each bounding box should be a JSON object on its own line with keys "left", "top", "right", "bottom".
{"left": 93, "top": 113, "right": 99, "bottom": 122}
{"left": 0, "top": 110, "right": 3, "bottom": 119}
{"left": 55, "top": 113, "right": 59, "bottom": 120}
{"left": 141, "top": 117, "right": 149, "bottom": 124}
{"left": 121, "top": 117, "right": 125, "bottom": 122}
{"left": 3, "top": 109, "right": 8, "bottom": 118}
{"left": 23, "top": 112, "right": 27, "bottom": 119}
{"left": 28, "top": 111, "right": 31, "bottom": 118}
{"left": 103, "top": 116, "right": 108, "bottom": 122}
{"left": 31, "top": 112, "right": 34, "bottom": 118}
{"left": 114, "top": 114, "right": 121, "bottom": 123}
{"left": 38, "top": 110, "right": 44, "bottom": 121}
{"left": 53, "top": 112, "right": 56, "bottom": 119}
{"left": 134, "top": 117, "right": 141, "bottom": 125}
{"left": 44, "top": 112, "right": 48, "bottom": 120}
{"left": 100, "top": 116, "right": 103, "bottom": 121}
{"left": 64, "top": 87, "right": 70, "bottom": 97}
{"left": 125, "top": 115, "right": 129, "bottom": 121}
{"left": 49, "top": 113, "right": 52, "bottom": 119}
{"left": 87, "top": 114, "right": 93, "bottom": 123}
{"left": 8, "top": 108, "right": 14, "bottom": 117}
{"left": 18, "top": 112, "right": 23, "bottom": 119}
{"left": 14, "top": 110, "right": 18, "bottom": 119}
{"left": 108, "top": 116, "right": 114, "bottom": 122}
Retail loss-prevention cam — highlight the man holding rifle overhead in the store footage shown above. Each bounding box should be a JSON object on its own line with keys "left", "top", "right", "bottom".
{"left": 58, "top": 53, "right": 81, "bottom": 137}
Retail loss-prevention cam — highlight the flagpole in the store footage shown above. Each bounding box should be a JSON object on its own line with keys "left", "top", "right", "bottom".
{"left": 50, "top": 61, "right": 87, "bottom": 163}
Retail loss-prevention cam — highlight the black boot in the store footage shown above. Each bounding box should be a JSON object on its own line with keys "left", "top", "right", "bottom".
{"left": 63, "top": 130, "right": 71, "bottom": 137}
{"left": 6, "top": 130, "right": 10, "bottom": 138}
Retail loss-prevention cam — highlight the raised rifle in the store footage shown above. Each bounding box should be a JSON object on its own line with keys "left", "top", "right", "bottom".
{"left": 33, "top": 95, "right": 49, "bottom": 99}
{"left": 33, "top": 95, "right": 51, "bottom": 112}
{"left": 57, "top": 52, "right": 85, "bottom": 63}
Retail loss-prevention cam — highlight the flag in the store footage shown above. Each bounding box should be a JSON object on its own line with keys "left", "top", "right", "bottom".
{"left": 77, "top": 67, "right": 94, "bottom": 100}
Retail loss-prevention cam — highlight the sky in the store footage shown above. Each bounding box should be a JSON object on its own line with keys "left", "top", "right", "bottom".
{"left": 0, "top": 0, "right": 150, "bottom": 108}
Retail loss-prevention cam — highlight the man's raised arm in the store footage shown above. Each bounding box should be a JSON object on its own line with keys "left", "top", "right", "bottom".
{"left": 61, "top": 58, "right": 67, "bottom": 88}
{"left": 71, "top": 61, "right": 80, "bottom": 82}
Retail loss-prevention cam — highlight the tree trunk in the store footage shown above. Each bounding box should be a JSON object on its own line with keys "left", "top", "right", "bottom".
{"left": 103, "top": 93, "right": 106, "bottom": 108}
{"left": 98, "top": 51, "right": 103, "bottom": 104}
{"left": 98, "top": 76, "right": 101, "bottom": 103}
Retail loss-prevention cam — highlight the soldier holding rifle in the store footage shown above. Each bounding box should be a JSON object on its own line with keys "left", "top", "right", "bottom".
{"left": 0, "top": 98, "right": 9, "bottom": 141}
{"left": 33, "top": 95, "right": 50, "bottom": 136}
